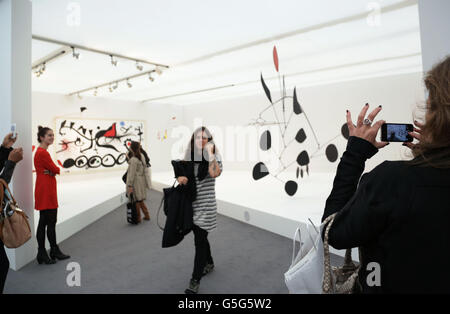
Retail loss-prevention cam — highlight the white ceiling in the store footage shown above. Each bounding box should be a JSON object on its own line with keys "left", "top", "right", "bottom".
{"left": 31, "top": 0, "right": 423, "bottom": 105}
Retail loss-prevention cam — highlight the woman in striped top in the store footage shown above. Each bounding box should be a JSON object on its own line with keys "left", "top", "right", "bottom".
{"left": 178, "top": 127, "right": 222, "bottom": 294}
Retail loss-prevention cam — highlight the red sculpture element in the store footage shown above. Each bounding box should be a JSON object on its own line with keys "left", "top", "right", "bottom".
{"left": 273, "top": 46, "right": 279, "bottom": 72}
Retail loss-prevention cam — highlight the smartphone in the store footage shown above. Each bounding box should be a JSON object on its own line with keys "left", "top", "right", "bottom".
{"left": 381, "top": 123, "right": 413, "bottom": 142}
{"left": 11, "top": 123, "right": 16, "bottom": 139}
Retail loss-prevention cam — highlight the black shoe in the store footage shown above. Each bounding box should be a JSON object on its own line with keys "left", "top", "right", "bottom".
{"left": 50, "top": 246, "right": 71, "bottom": 260}
{"left": 202, "top": 263, "right": 215, "bottom": 277}
{"left": 37, "top": 248, "right": 56, "bottom": 265}
{"left": 184, "top": 278, "right": 200, "bottom": 294}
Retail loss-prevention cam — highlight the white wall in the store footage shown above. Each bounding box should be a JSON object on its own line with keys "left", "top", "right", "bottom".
{"left": 178, "top": 72, "right": 425, "bottom": 175}
{"left": 0, "top": 0, "right": 34, "bottom": 271}
{"left": 32, "top": 91, "right": 184, "bottom": 175}
{"left": 418, "top": 0, "right": 450, "bottom": 72}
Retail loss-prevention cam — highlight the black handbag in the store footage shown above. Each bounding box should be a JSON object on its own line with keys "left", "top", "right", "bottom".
{"left": 122, "top": 171, "right": 127, "bottom": 183}
{"left": 126, "top": 193, "right": 139, "bottom": 225}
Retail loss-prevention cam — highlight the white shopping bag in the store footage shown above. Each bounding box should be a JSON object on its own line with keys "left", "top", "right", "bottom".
{"left": 284, "top": 220, "right": 324, "bottom": 294}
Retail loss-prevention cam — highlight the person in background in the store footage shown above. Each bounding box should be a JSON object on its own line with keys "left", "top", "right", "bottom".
{"left": 126, "top": 141, "right": 151, "bottom": 222}
{"left": 34, "top": 126, "right": 70, "bottom": 265}
{"left": 0, "top": 133, "right": 23, "bottom": 293}
{"left": 322, "top": 56, "right": 450, "bottom": 293}
{"left": 178, "top": 126, "right": 223, "bottom": 294}
{"left": 140, "top": 144, "right": 151, "bottom": 168}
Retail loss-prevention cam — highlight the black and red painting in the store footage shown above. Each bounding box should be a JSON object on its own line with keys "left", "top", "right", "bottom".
{"left": 54, "top": 118, "right": 145, "bottom": 173}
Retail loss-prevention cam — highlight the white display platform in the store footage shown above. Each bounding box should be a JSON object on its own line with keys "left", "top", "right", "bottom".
{"left": 33, "top": 170, "right": 128, "bottom": 244}
{"left": 151, "top": 170, "right": 356, "bottom": 259}
{"left": 30, "top": 169, "right": 354, "bottom": 260}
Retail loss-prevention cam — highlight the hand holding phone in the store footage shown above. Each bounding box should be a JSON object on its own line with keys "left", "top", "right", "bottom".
{"left": 402, "top": 120, "right": 423, "bottom": 149}
{"left": 2, "top": 132, "right": 17, "bottom": 149}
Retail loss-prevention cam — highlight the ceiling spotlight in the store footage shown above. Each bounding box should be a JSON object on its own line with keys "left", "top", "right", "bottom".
{"left": 135, "top": 61, "right": 143, "bottom": 71}
{"left": 93, "top": 88, "right": 98, "bottom": 96}
{"left": 109, "top": 84, "right": 113, "bottom": 92}
{"left": 155, "top": 67, "right": 162, "bottom": 75}
{"left": 148, "top": 72, "right": 155, "bottom": 82}
{"left": 127, "top": 79, "right": 132, "bottom": 88}
{"left": 110, "top": 55, "right": 118, "bottom": 66}
{"left": 113, "top": 81, "right": 119, "bottom": 89}
{"left": 77, "top": 93, "right": 82, "bottom": 99}
{"left": 34, "top": 63, "right": 46, "bottom": 77}
{"left": 72, "top": 47, "right": 80, "bottom": 59}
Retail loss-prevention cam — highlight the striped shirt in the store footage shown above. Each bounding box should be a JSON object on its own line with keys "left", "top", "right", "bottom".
{"left": 192, "top": 154, "right": 223, "bottom": 232}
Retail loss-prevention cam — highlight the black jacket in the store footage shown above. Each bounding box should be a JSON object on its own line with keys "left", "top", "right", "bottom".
{"left": 322, "top": 136, "right": 450, "bottom": 293}
{"left": 161, "top": 160, "right": 195, "bottom": 248}
{"left": 0, "top": 145, "right": 16, "bottom": 184}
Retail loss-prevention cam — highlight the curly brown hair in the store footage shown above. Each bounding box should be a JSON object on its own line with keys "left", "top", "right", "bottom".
{"left": 409, "top": 55, "right": 450, "bottom": 168}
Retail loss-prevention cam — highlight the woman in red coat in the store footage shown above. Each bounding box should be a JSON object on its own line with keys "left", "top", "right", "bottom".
{"left": 34, "top": 126, "right": 70, "bottom": 264}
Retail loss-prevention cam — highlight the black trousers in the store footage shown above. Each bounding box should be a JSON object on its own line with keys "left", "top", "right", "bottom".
{"left": 192, "top": 224, "right": 213, "bottom": 281}
{"left": 36, "top": 209, "right": 58, "bottom": 249}
{"left": 0, "top": 239, "right": 8, "bottom": 294}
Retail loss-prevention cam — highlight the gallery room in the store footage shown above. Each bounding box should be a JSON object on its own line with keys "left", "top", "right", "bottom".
{"left": 1, "top": 0, "right": 449, "bottom": 297}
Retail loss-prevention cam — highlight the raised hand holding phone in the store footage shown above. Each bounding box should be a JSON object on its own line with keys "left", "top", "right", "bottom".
{"left": 403, "top": 120, "right": 423, "bottom": 149}
{"left": 2, "top": 132, "right": 18, "bottom": 149}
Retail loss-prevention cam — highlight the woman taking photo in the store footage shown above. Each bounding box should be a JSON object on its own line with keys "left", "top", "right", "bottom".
{"left": 126, "top": 141, "right": 151, "bottom": 222}
{"left": 322, "top": 56, "right": 450, "bottom": 293}
{"left": 34, "top": 126, "right": 70, "bottom": 264}
{"left": 178, "top": 126, "right": 222, "bottom": 294}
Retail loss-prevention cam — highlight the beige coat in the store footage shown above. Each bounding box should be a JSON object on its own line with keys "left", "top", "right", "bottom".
{"left": 126, "top": 155, "right": 151, "bottom": 201}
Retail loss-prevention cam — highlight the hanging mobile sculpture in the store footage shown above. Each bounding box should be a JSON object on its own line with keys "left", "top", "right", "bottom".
{"left": 251, "top": 46, "right": 349, "bottom": 196}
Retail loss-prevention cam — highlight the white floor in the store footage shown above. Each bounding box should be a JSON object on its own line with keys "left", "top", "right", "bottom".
{"left": 31, "top": 169, "right": 350, "bottom": 261}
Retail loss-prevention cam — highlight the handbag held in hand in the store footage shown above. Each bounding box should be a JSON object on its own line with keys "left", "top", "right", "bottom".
{"left": 0, "top": 179, "right": 32, "bottom": 248}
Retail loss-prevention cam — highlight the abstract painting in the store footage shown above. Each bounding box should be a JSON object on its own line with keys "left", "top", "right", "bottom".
{"left": 54, "top": 118, "right": 145, "bottom": 173}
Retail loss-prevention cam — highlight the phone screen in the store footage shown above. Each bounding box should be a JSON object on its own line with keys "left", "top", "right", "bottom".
{"left": 382, "top": 123, "right": 413, "bottom": 142}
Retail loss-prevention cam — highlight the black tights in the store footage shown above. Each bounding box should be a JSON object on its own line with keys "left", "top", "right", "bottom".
{"left": 0, "top": 240, "right": 9, "bottom": 294}
{"left": 192, "top": 224, "right": 213, "bottom": 281}
{"left": 36, "top": 209, "right": 58, "bottom": 249}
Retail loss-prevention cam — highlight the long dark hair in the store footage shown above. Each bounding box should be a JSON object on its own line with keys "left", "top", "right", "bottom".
{"left": 184, "top": 126, "right": 215, "bottom": 162}
{"left": 129, "top": 141, "right": 142, "bottom": 161}
{"left": 408, "top": 56, "right": 450, "bottom": 168}
{"left": 37, "top": 126, "right": 52, "bottom": 143}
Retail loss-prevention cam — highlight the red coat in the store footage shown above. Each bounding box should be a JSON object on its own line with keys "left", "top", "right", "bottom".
{"left": 34, "top": 147, "right": 60, "bottom": 210}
